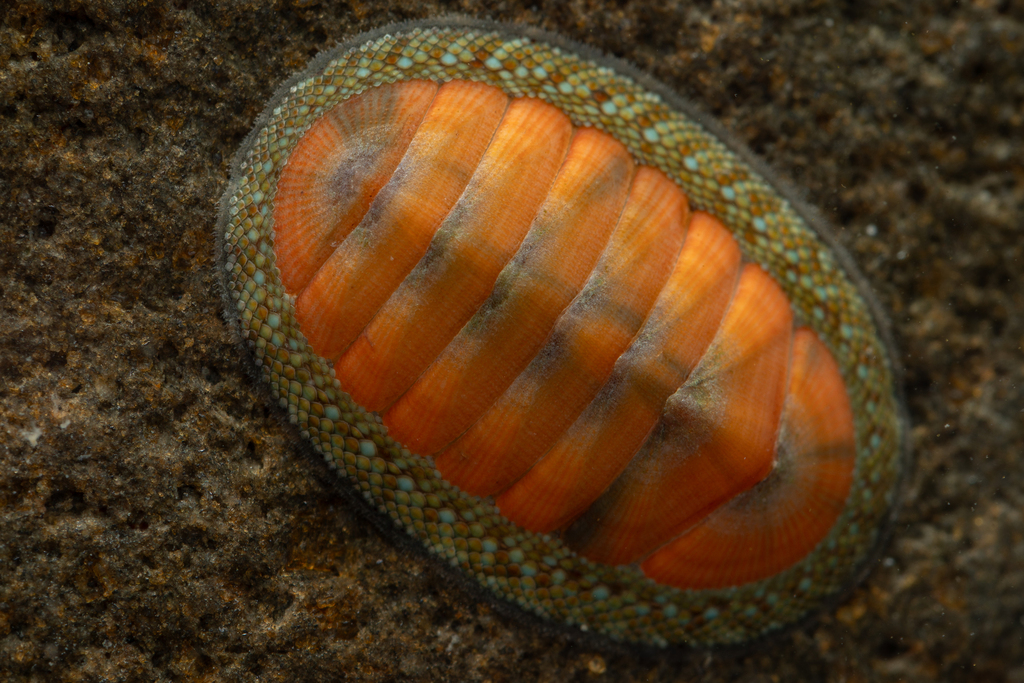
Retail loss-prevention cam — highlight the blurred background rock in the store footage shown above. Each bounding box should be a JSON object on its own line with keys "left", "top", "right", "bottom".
{"left": 1, "top": 1, "right": 1021, "bottom": 681}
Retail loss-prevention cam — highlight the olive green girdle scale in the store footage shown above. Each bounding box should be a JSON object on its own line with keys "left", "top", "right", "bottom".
{"left": 218, "top": 19, "right": 904, "bottom": 648}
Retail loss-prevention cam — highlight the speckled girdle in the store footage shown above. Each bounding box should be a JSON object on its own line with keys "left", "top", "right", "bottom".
{"left": 217, "top": 18, "right": 905, "bottom": 648}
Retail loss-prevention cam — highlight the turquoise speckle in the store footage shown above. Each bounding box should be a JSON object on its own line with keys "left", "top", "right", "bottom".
{"left": 798, "top": 577, "right": 813, "bottom": 592}
{"left": 683, "top": 155, "right": 699, "bottom": 171}
{"left": 438, "top": 509, "right": 457, "bottom": 524}
{"left": 397, "top": 56, "right": 413, "bottom": 69}
{"left": 600, "top": 100, "right": 617, "bottom": 115}
{"left": 440, "top": 52, "right": 458, "bottom": 66}
{"left": 703, "top": 607, "right": 720, "bottom": 621}
{"left": 721, "top": 186, "right": 736, "bottom": 201}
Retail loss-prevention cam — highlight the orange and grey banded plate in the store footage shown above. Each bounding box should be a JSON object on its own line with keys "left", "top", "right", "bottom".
{"left": 218, "top": 18, "right": 906, "bottom": 648}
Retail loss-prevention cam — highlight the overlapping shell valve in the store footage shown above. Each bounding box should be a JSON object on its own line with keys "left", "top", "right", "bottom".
{"left": 219, "top": 21, "right": 904, "bottom": 648}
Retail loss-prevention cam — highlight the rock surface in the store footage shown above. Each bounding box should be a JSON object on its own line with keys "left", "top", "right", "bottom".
{"left": 1, "top": 1, "right": 1022, "bottom": 681}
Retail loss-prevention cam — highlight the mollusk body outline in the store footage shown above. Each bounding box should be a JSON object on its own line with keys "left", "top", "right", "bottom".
{"left": 217, "top": 17, "right": 905, "bottom": 648}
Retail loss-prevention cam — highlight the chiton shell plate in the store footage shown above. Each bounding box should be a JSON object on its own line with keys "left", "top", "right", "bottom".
{"left": 218, "top": 18, "right": 905, "bottom": 648}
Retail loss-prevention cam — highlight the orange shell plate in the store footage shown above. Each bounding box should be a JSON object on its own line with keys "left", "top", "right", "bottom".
{"left": 273, "top": 80, "right": 857, "bottom": 590}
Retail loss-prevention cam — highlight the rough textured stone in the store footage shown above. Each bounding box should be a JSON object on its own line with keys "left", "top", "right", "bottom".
{"left": 1, "top": 1, "right": 1021, "bottom": 681}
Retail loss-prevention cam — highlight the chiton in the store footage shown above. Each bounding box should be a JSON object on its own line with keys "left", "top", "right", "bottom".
{"left": 218, "top": 18, "right": 905, "bottom": 648}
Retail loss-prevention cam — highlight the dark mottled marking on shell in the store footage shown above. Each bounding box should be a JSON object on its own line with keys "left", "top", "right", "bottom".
{"left": 217, "top": 17, "right": 906, "bottom": 648}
